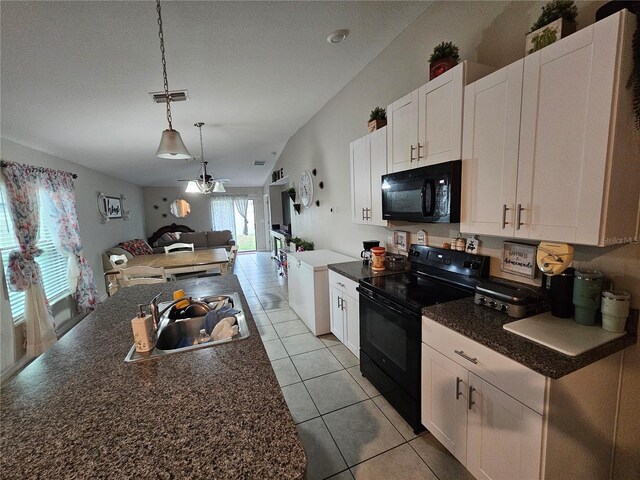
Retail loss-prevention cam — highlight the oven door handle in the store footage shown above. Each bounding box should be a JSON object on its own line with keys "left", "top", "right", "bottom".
{"left": 357, "top": 287, "right": 414, "bottom": 318}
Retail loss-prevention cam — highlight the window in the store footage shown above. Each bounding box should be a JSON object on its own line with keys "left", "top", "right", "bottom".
{"left": 0, "top": 187, "right": 70, "bottom": 322}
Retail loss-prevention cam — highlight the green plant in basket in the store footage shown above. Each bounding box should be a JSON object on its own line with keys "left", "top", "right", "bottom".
{"left": 530, "top": 0, "right": 578, "bottom": 32}
{"left": 369, "top": 107, "right": 386, "bottom": 122}
{"left": 428, "top": 41, "right": 460, "bottom": 64}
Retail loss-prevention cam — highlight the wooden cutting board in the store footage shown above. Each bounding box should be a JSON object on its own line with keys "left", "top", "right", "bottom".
{"left": 503, "top": 312, "right": 626, "bottom": 356}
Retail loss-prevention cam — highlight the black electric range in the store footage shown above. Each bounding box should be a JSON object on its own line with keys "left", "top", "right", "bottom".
{"left": 358, "top": 245, "right": 490, "bottom": 433}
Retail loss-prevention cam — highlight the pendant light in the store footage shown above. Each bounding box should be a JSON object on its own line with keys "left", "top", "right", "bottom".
{"left": 155, "top": 0, "right": 191, "bottom": 159}
{"left": 186, "top": 122, "right": 226, "bottom": 194}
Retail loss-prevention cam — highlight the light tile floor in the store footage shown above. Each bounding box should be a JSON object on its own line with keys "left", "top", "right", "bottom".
{"left": 236, "top": 252, "right": 474, "bottom": 480}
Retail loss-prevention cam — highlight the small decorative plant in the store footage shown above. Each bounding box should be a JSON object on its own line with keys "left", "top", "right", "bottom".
{"left": 529, "top": 0, "right": 578, "bottom": 33}
{"left": 428, "top": 42, "right": 460, "bottom": 80}
{"left": 297, "top": 240, "right": 315, "bottom": 252}
{"left": 369, "top": 107, "right": 386, "bottom": 122}
{"left": 368, "top": 106, "right": 387, "bottom": 132}
{"left": 287, "top": 187, "right": 296, "bottom": 202}
{"left": 428, "top": 41, "right": 460, "bottom": 64}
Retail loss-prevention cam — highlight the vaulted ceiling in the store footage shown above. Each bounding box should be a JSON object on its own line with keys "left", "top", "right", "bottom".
{"left": 1, "top": 1, "right": 429, "bottom": 187}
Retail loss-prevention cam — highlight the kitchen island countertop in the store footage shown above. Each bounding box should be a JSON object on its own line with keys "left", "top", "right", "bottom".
{"left": 0, "top": 275, "right": 306, "bottom": 479}
{"left": 423, "top": 297, "right": 638, "bottom": 379}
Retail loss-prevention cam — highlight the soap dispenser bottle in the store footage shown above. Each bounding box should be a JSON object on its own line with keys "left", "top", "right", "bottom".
{"left": 131, "top": 304, "right": 156, "bottom": 353}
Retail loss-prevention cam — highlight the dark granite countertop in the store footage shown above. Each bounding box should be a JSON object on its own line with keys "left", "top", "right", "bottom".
{"left": 422, "top": 297, "right": 638, "bottom": 379}
{"left": 327, "top": 260, "right": 408, "bottom": 283}
{"left": 0, "top": 276, "right": 306, "bottom": 479}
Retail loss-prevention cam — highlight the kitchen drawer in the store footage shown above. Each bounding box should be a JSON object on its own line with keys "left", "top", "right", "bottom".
{"left": 328, "top": 270, "right": 359, "bottom": 298}
{"left": 422, "top": 317, "right": 546, "bottom": 414}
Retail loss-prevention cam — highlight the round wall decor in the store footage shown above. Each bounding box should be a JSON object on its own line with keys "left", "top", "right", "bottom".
{"left": 299, "top": 170, "right": 314, "bottom": 208}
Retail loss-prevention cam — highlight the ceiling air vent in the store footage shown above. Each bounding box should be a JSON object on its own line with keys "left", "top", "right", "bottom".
{"left": 253, "top": 161, "right": 266, "bottom": 166}
{"left": 149, "top": 90, "right": 189, "bottom": 103}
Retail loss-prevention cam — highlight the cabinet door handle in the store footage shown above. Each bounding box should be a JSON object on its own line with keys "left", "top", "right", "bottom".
{"left": 417, "top": 142, "right": 424, "bottom": 159}
{"left": 501, "top": 204, "right": 510, "bottom": 228}
{"left": 516, "top": 203, "right": 524, "bottom": 230}
{"left": 361, "top": 207, "right": 365, "bottom": 221}
{"left": 456, "top": 377, "right": 463, "bottom": 400}
{"left": 454, "top": 350, "right": 478, "bottom": 364}
{"left": 337, "top": 282, "right": 345, "bottom": 288}
{"left": 410, "top": 144, "right": 416, "bottom": 162}
{"left": 468, "top": 386, "right": 476, "bottom": 410}
{"left": 366, "top": 208, "right": 371, "bottom": 220}
{"left": 337, "top": 297, "right": 342, "bottom": 309}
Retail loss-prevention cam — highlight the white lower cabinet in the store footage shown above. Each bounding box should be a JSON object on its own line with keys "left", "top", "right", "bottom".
{"left": 422, "top": 317, "right": 624, "bottom": 480}
{"left": 328, "top": 270, "right": 360, "bottom": 358}
{"left": 287, "top": 250, "right": 358, "bottom": 336}
{"left": 421, "top": 343, "right": 468, "bottom": 464}
{"left": 467, "top": 373, "right": 543, "bottom": 480}
{"left": 422, "top": 322, "right": 543, "bottom": 480}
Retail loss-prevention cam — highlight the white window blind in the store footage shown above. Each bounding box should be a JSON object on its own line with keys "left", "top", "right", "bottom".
{"left": 0, "top": 188, "right": 70, "bottom": 322}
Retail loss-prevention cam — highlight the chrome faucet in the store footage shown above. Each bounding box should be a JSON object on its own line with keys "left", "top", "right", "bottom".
{"left": 149, "top": 293, "right": 190, "bottom": 331}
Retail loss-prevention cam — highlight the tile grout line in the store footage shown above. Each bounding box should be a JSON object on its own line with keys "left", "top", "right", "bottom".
{"left": 246, "top": 253, "right": 435, "bottom": 480}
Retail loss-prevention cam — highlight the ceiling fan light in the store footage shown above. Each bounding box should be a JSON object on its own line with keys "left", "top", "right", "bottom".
{"left": 213, "top": 182, "right": 226, "bottom": 193}
{"left": 185, "top": 181, "right": 200, "bottom": 193}
{"left": 156, "top": 129, "right": 191, "bottom": 159}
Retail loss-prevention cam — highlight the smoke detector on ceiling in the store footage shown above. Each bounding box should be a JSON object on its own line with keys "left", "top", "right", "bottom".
{"left": 149, "top": 90, "right": 189, "bottom": 103}
{"left": 327, "top": 29, "right": 349, "bottom": 44}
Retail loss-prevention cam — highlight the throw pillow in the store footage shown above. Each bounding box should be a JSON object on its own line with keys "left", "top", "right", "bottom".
{"left": 118, "top": 239, "right": 153, "bottom": 256}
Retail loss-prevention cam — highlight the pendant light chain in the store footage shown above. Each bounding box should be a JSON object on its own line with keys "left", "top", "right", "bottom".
{"left": 156, "top": 0, "right": 173, "bottom": 130}
{"left": 199, "top": 123, "right": 205, "bottom": 161}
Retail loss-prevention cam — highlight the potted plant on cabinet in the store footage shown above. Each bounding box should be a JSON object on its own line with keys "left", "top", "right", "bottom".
{"left": 428, "top": 41, "right": 459, "bottom": 80}
{"left": 526, "top": 0, "right": 578, "bottom": 54}
{"left": 368, "top": 107, "right": 387, "bottom": 132}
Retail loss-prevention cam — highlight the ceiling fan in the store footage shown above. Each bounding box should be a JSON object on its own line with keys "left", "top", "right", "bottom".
{"left": 178, "top": 122, "right": 230, "bottom": 193}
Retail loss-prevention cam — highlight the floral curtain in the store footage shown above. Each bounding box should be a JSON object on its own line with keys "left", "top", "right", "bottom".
{"left": 41, "top": 169, "right": 99, "bottom": 311}
{"left": 2, "top": 163, "right": 57, "bottom": 356}
{"left": 234, "top": 197, "right": 249, "bottom": 235}
{"left": 0, "top": 253, "right": 15, "bottom": 373}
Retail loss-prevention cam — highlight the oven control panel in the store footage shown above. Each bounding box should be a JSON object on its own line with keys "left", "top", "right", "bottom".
{"left": 409, "top": 245, "right": 490, "bottom": 279}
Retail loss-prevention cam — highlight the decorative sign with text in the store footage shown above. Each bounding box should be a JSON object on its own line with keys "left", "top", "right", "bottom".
{"left": 501, "top": 242, "right": 537, "bottom": 278}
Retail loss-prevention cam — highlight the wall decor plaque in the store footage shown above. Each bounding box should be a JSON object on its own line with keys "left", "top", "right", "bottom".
{"left": 501, "top": 241, "right": 537, "bottom": 278}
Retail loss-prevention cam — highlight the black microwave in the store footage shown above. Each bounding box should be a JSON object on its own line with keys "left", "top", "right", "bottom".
{"left": 381, "top": 160, "right": 461, "bottom": 223}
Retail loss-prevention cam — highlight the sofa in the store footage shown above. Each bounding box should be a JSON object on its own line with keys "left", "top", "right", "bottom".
{"left": 152, "top": 230, "right": 235, "bottom": 253}
{"left": 101, "top": 224, "right": 235, "bottom": 272}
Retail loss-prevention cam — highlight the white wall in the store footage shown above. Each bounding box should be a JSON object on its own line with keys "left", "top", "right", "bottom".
{"left": 265, "top": 1, "right": 639, "bottom": 476}
{"left": 142, "top": 186, "right": 267, "bottom": 251}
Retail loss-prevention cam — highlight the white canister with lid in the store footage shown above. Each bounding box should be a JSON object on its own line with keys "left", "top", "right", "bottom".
{"left": 601, "top": 290, "right": 631, "bottom": 333}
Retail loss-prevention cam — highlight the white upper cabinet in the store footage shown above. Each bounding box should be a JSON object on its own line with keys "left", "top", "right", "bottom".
{"left": 462, "top": 10, "right": 640, "bottom": 246}
{"left": 350, "top": 127, "right": 387, "bottom": 226}
{"left": 387, "top": 90, "right": 419, "bottom": 173}
{"left": 387, "top": 61, "right": 495, "bottom": 174}
{"left": 461, "top": 61, "right": 523, "bottom": 236}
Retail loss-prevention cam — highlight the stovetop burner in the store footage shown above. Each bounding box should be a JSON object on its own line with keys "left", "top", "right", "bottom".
{"left": 362, "top": 273, "right": 475, "bottom": 312}
{"left": 359, "top": 245, "right": 491, "bottom": 312}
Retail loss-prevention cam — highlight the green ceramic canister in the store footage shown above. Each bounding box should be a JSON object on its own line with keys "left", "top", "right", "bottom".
{"left": 572, "top": 270, "right": 603, "bottom": 326}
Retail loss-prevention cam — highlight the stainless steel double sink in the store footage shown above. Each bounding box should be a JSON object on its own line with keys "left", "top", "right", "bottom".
{"left": 124, "top": 292, "right": 250, "bottom": 363}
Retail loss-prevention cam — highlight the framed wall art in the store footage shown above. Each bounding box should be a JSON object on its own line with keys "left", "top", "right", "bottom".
{"left": 501, "top": 241, "right": 537, "bottom": 278}
{"left": 393, "top": 231, "right": 409, "bottom": 252}
{"left": 104, "top": 196, "right": 122, "bottom": 219}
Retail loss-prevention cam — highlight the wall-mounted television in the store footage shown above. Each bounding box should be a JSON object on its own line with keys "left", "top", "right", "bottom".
{"left": 281, "top": 191, "right": 292, "bottom": 235}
